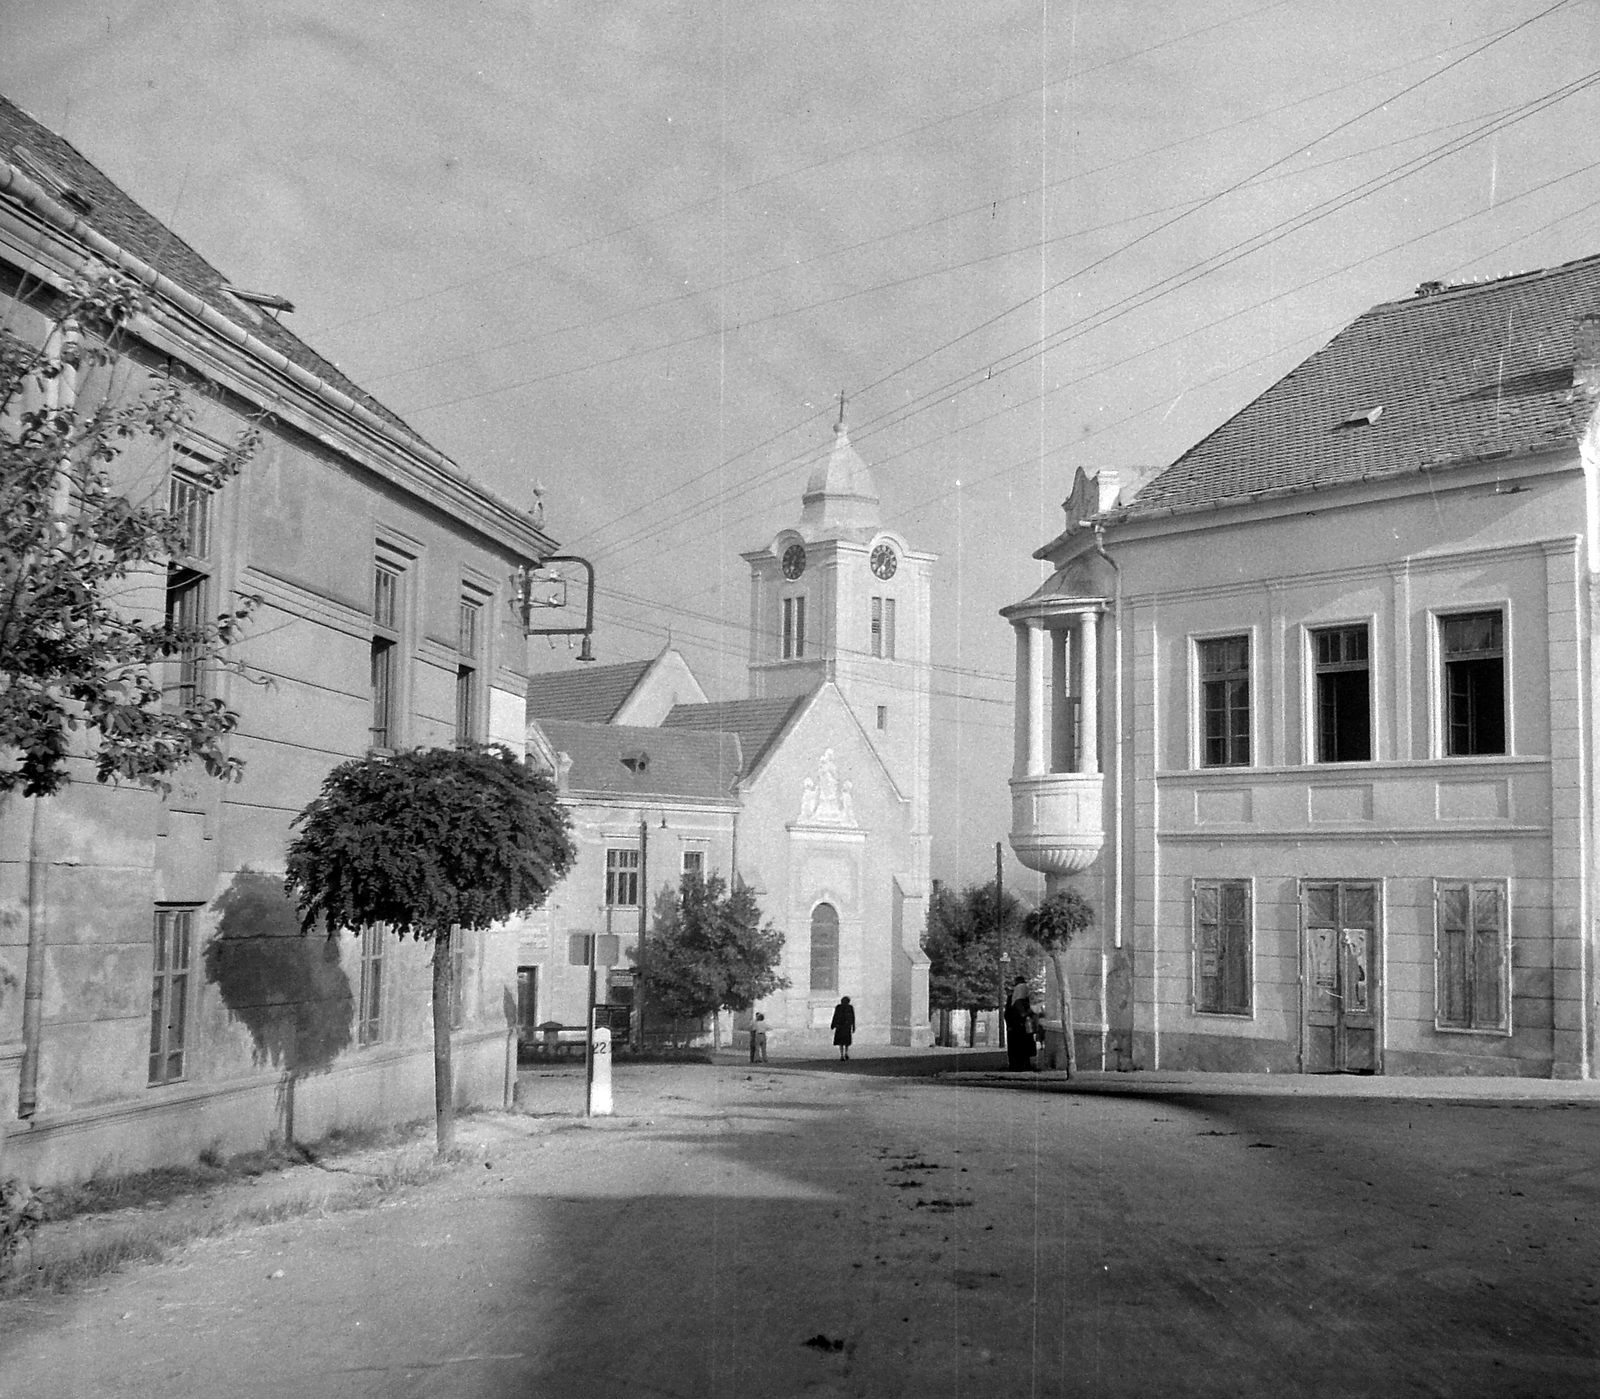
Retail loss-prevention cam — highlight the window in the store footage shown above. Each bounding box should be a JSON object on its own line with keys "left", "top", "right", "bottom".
{"left": 163, "top": 468, "right": 213, "bottom": 711}
{"left": 1199, "top": 635, "right": 1250, "bottom": 767}
{"left": 455, "top": 595, "right": 483, "bottom": 744}
{"left": 149, "top": 908, "right": 195, "bottom": 1084}
{"left": 606, "top": 848, "right": 641, "bottom": 907}
{"left": 163, "top": 568, "right": 206, "bottom": 711}
{"left": 876, "top": 705, "right": 888, "bottom": 731}
{"left": 682, "top": 849, "right": 705, "bottom": 880}
{"left": 357, "top": 924, "right": 385, "bottom": 1046}
{"left": 1193, "top": 881, "right": 1251, "bottom": 1015}
{"left": 449, "top": 927, "right": 468, "bottom": 1029}
{"left": 371, "top": 561, "right": 402, "bottom": 748}
{"left": 810, "top": 902, "right": 839, "bottom": 993}
{"left": 1440, "top": 611, "right": 1505, "bottom": 756}
{"left": 1313, "top": 624, "right": 1371, "bottom": 763}
{"left": 782, "top": 596, "right": 807, "bottom": 659}
{"left": 871, "top": 596, "right": 897, "bottom": 659}
{"left": 1436, "top": 881, "right": 1509, "bottom": 1032}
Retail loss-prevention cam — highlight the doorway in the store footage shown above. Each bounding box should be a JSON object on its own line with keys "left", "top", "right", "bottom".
{"left": 1301, "top": 881, "right": 1381, "bottom": 1073}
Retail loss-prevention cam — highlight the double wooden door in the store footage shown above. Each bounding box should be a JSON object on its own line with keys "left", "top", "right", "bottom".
{"left": 1302, "top": 881, "right": 1381, "bottom": 1073}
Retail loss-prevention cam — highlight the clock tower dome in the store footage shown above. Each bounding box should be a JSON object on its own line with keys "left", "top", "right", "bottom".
{"left": 742, "top": 407, "right": 936, "bottom": 866}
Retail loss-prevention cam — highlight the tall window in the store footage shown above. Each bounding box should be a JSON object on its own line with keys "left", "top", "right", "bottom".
{"left": 606, "top": 848, "right": 641, "bottom": 907}
{"left": 456, "top": 595, "right": 483, "bottom": 744}
{"left": 682, "top": 849, "right": 706, "bottom": 880}
{"left": 1313, "top": 624, "right": 1371, "bottom": 763}
{"left": 810, "top": 902, "right": 839, "bottom": 993}
{"left": 1441, "top": 611, "right": 1505, "bottom": 756}
{"left": 782, "top": 596, "right": 807, "bottom": 659}
{"left": 1436, "top": 881, "right": 1509, "bottom": 1032}
{"left": 149, "top": 908, "right": 195, "bottom": 1084}
{"left": 1199, "top": 635, "right": 1250, "bottom": 767}
{"left": 357, "top": 924, "right": 385, "bottom": 1046}
{"left": 871, "top": 596, "right": 897, "bottom": 659}
{"left": 371, "top": 561, "right": 401, "bottom": 748}
{"left": 163, "top": 469, "right": 212, "bottom": 711}
{"left": 1193, "top": 881, "right": 1251, "bottom": 1015}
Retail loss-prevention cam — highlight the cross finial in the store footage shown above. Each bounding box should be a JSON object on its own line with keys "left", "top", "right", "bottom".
{"left": 836, "top": 388, "right": 847, "bottom": 428}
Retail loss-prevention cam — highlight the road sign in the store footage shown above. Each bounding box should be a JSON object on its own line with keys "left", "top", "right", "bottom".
{"left": 568, "top": 933, "right": 621, "bottom": 967}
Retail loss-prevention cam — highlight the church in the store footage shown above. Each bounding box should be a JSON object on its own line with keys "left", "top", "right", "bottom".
{"left": 522, "top": 414, "right": 936, "bottom": 1049}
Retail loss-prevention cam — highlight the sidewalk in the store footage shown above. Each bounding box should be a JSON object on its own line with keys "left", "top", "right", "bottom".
{"left": 945, "top": 1065, "right": 1600, "bottom": 1101}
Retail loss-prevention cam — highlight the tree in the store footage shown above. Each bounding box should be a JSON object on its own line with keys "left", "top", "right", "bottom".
{"left": 922, "top": 881, "right": 1028, "bottom": 1046}
{"left": 1, "top": 267, "right": 260, "bottom": 798}
{"left": 1024, "top": 887, "right": 1095, "bottom": 1076}
{"left": 283, "top": 745, "right": 575, "bottom": 1154}
{"left": 635, "top": 873, "right": 788, "bottom": 1047}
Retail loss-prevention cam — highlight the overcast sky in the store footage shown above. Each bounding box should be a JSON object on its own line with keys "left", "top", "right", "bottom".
{"left": 5, "top": 0, "right": 1598, "bottom": 891}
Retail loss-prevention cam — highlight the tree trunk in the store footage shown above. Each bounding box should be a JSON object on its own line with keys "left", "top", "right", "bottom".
{"left": 432, "top": 935, "right": 455, "bottom": 1157}
{"left": 965, "top": 1007, "right": 977, "bottom": 1047}
{"left": 1048, "top": 948, "right": 1077, "bottom": 1078}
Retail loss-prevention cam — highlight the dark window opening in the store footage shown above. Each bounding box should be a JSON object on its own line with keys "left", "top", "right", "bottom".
{"left": 1314, "top": 624, "right": 1371, "bottom": 762}
{"left": 1194, "top": 880, "right": 1251, "bottom": 1015}
{"left": 1441, "top": 611, "right": 1504, "bottom": 756}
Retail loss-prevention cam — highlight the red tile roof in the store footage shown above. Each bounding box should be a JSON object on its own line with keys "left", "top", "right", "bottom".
{"left": 541, "top": 721, "right": 741, "bottom": 802}
{"left": 1124, "top": 253, "right": 1600, "bottom": 518}
{"left": 662, "top": 695, "right": 810, "bottom": 776}
{"left": 0, "top": 95, "right": 426, "bottom": 445}
{"left": 526, "top": 659, "right": 653, "bottom": 724}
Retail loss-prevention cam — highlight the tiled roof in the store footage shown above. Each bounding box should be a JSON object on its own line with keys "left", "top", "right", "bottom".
{"left": 526, "top": 659, "right": 652, "bottom": 724}
{"left": 542, "top": 721, "right": 741, "bottom": 802}
{"left": 662, "top": 695, "right": 810, "bottom": 776}
{"left": 0, "top": 95, "right": 423, "bottom": 445}
{"left": 1125, "top": 253, "right": 1600, "bottom": 517}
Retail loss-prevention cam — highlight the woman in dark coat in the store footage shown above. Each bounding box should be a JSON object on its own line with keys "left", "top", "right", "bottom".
{"left": 1004, "top": 978, "right": 1037, "bottom": 1071}
{"left": 830, "top": 996, "right": 855, "bottom": 1061}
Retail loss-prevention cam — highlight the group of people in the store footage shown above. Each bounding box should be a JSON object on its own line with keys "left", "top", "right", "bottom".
{"left": 1004, "top": 977, "right": 1045, "bottom": 1072}
{"left": 746, "top": 996, "right": 858, "bottom": 1063}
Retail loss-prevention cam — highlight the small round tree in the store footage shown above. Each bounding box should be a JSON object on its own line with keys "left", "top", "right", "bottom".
{"left": 1024, "top": 887, "right": 1095, "bottom": 1076}
{"left": 284, "top": 745, "right": 575, "bottom": 1154}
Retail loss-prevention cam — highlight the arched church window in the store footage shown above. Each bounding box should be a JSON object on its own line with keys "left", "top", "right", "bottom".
{"left": 810, "top": 903, "right": 839, "bottom": 993}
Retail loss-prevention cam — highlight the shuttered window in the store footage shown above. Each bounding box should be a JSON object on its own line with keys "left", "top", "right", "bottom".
{"left": 1193, "top": 880, "right": 1252, "bottom": 1016}
{"left": 1435, "top": 881, "right": 1509, "bottom": 1032}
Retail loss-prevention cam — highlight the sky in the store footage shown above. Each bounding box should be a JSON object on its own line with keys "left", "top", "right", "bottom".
{"left": 4, "top": 0, "right": 1598, "bottom": 892}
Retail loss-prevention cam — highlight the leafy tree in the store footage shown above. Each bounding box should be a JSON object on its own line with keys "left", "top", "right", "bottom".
{"left": 1024, "top": 887, "right": 1095, "bottom": 1076}
{"left": 1, "top": 267, "right": 260, "bottom": 797}
{"left": 283, "top": 745, "right": 575, "bottom": 1153}
{"left": 635, "top": 873, "right": 787, "bottom": 1047}
{"left": 922, "top": 881, "right": 1029, "bottom": 1046}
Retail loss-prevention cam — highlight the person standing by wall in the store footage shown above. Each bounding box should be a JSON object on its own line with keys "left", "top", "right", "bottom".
{"left": 830, "top": 997, "right": 855, "bottom": 1061}
{"left": 1004, "top": 978, "right": 1037, "bottom": 1072}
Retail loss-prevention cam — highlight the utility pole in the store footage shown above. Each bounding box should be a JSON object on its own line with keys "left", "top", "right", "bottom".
{"left": 995, "top": 841, "right": 1005, "bottom": 1051}
{"left": 635, "top": 814, "right": 648, "bottom": 1051}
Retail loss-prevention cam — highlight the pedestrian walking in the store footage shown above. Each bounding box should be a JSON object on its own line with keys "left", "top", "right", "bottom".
{"left": 749, "top": 1013, "right": 769, "bottom": 1064}
{"left": 830, "top": 996, "right": 855, "bottom": 1061}
{"left": 1003, "top": 977, "right": 1037, "bottom": 1072}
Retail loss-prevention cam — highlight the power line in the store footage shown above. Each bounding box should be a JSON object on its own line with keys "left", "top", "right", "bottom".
{"left": 586, "top": 73, "right": 1600, "bottom": 565}
{"left": 298, "top": 0, "right": 1292, "bottom": 343}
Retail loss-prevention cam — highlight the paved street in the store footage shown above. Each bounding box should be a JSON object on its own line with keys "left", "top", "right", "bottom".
{"left": 3, "top": 1054, "right": 1598, "bottom": 1398}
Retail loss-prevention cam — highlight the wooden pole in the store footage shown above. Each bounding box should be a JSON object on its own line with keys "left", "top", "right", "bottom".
{"left": 995, "top": 840, "right": 1005, "bottom": 1051}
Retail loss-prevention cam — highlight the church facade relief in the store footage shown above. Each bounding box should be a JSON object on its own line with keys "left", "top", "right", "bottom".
{"left": 788, "top": 748, "right": 867, "bottom": 1026}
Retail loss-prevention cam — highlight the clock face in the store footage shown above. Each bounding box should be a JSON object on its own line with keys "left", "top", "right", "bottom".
{"left": 781, "top": 544, "right": 807, "bottom": 580}
{"left": 870, "top": 543, "right": 898, "bottom": 580}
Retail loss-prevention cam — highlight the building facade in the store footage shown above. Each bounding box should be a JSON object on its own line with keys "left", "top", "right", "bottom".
{"left": 524, "top": 415, "right": 936, "bottom": 1048}
{"left": 1005, "top": 257, "right": 1600, "bottom": 1079}
{"left": 0, "top": 99, "right": 555, "bottom": 1184}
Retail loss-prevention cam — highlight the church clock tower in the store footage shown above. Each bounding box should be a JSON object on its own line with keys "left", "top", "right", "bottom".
{"left": 742, "top": 404, "right": 936, "bottom": 870}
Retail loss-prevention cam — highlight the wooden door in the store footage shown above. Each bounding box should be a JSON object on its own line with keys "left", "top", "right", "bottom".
{"left": 1302, "top": 882, "right": 1381, "bottom": 1073}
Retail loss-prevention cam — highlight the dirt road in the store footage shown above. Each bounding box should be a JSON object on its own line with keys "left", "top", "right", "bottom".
{"left": 3, "top": 1057, "right": 1597, "bottom": 1397}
